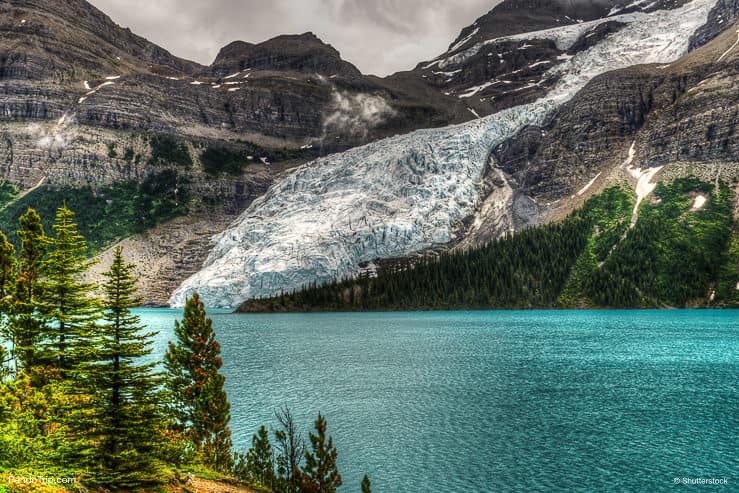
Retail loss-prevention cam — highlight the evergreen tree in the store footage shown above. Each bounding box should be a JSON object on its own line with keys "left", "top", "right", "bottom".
{"left": 165, "top": 293, "right": 233, "bottom": 472}
{"left": 10, "top": 208, "right": 46, "bottom": 373}
{"left": 245, "top": 425, "right": 274, "bottom": 487}
{"left": 87, "top": 246, "right": 163, "bottom": 487}
{"left": 274, "top": 405, "right": 305, "bottom": 493}
{"left": 298, "top": 414, "right": 342, "bottom": 493}
{"left": 39, "top": 205, "right": 100, "bottom": 374}
{"left": 0, "top": 230, "right": 15, "bottom": 374}
{"left": 0, "top": 230, "right": 14, "bottom": 300}
{"left": 361, "top": 474, "right": 371, "bottom": 493}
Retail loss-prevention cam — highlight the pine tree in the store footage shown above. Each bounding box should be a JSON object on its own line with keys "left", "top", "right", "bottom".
{"left": 10, "top": 208, "right": 46, "bottom": 373}
{"left": 0, "top": 230, "right": 14, "bottom": 300}
{"left": 0, "top": 230, "right": 15, "bottom": 375}
{"left": 165, "top": 293, "right": 233, "bottom": 472}
{"left": 361, "top": 474, "right": 371, "bottom": 493}
{"left": 39, "top": 205, "right": 100, "bottom": 374}
{"left": 298, "top": 414, "right": 342, "bottom": 493}
{"left": 87, "top": 246, "right": 163, "bottom": 487}
{"left": 274, "top": 405, "right": 305, "bottom": 493}
{"left": 245, "top": 425, "right": 274, "bottom": 487}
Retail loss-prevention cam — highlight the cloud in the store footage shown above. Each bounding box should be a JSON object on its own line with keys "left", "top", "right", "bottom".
{"left": 29, "top": 112, "right": 76, "bottom": 154}
{"left": 88, "top": 0, "right": 502, "bottom": 76}
{"left": 322, "top": 90, "right": 396, "bottom": 139}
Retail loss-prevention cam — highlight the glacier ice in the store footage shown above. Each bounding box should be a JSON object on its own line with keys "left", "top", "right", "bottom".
{"left": 171, "top": 0, "right": 717, "bottom": 308}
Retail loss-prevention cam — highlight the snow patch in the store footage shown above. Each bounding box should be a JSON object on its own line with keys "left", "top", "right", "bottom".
{"left": 717, "top": 28, "right": 739, "bottom": 62}
{"left": 468, "top": 108, "right": 481, "bottom": 119}
{"left": 459, "top": 81, "right": 496, "bottom": 98}
{"left": 623, "top": 141, "right": 663, "bottom": 226}
{"left": 224, "top": 72, "right": 241, "bottom": 79}
{"left": 691, "top": 195, "right": 707, "bottom": 211}
{"left": 576, "top": 172, "right": 602, "bottom": 196}
{"left": 105, "top": 75, "right": 120, "bottom": 80}
{"left": 450, "top": 27, "right": 480, "bottom": 52}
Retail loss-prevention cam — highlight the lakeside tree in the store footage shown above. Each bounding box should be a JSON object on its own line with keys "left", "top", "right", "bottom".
{"left": 274, "top": 405, "right": 305, "bottom": 492}
{"left": 9, "top": 208, "right": 46, "bottom": 373}
{"left": 244, "top": 425, "right": 275, "bottom": 488}
{"left": 165, "top": 293, "right": 234, "bottom": 472}
{"left": 0, "top": 231, "right": 15, "bottom": 373}
{"left": 298, "top": 413, "right": 342, "bottom": 493}
{"left": 88, "top": 246, "right": 163, "bottom": 487}
{"left": 39, "top": 205, "right": 100, "bottom": 374}
{"left": 0, "top": 230, "right": 14, "bottom": 300}
{"left": 361, "top": 474, "right": 372, "bottom": 493}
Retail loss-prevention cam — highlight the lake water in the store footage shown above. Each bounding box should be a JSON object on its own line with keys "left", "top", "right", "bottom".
{"left": 138, "top": 309, "right": 738, "bottom": 492}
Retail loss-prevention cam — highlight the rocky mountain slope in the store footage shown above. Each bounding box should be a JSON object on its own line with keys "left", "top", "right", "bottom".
{"left": 172, "top": 0, "right": 737, "bottom": 308}
{"left": 0, "top": 0, "right": 475, "bottom": 193}
{"left": 0, "top": 0, "right": 735, "bottom": 307}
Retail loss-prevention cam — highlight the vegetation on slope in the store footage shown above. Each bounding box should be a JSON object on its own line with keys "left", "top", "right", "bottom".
{"left": 582, "top": 178, "right": 734, "bottom": 307}
{"left": 201, "top": 146, "right": 250, "bottom": 175}
{"left": 238, "top": 178, "right": 737, "bottom": 312}
{"left": 0, "top": 183, "right": 18, "bottom": 209}
{"left": 0, "top": 171, "right": 189, "bottom": 254}
{"left": 149, "top": 135, "right": 193, "bottom": 167}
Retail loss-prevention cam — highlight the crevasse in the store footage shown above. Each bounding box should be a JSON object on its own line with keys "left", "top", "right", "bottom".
{"left": 171, "top": 0, "right": 717, "bottom": 308}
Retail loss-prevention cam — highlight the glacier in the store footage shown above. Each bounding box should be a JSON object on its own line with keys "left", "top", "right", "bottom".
{"left": 171, "top": 0, "right": 717, "bottom": 308}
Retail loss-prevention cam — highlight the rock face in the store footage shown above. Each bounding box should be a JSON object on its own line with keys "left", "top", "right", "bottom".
{"left": 171, "top": 0, "right": 728, "bottom": 308}
{"left": 385, "top": 0, "right": 694, "bottom": 118}
{"left": 208, "top": 33, "right": 363, "bottom": 79}
{"left": 0, "top": 0, "right": 476, "bottom": 196}
{"left": 495, "top": 18, "right": 739, "bottom": 204}
{"left": 689, "top": 0, "right": 739, "bottom": 49}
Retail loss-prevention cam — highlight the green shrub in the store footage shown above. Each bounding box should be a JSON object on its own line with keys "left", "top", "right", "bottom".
{"left": 149, "top": 135, "right": 192, "bottom": 167}
{"left": 201, "top": 146, "right": 248, "bottom": 175}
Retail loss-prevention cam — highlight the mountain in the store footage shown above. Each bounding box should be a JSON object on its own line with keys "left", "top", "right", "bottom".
{"left": 0, "top": 0, "right": 736, "bottom": 308}
{"left": 0, "top": 0, "right": 474, "bottom": 301}
{"left": 171, "top": 0, "right": 738, "bottom": 308}
{"left": 207, "top": 33, "right": 363, "bottom": 79}
{"left": 0, "top": 0, "right": 474, "bottom": 192}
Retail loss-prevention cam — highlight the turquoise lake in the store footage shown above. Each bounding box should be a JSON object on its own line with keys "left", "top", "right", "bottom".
{"left": 138, "top": 309, "right": 738, "bottom": 492}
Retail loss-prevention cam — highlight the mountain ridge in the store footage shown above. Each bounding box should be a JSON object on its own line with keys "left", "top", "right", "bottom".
{"left": 0, "top": 0, "right": 736, "bottom": 307}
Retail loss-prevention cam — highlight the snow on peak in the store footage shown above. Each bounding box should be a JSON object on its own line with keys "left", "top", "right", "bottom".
{"left": 170, "top": 0, "right": 718, "bottom": 308}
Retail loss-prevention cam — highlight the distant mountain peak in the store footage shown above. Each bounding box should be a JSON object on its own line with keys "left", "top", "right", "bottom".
{"left": 209, "top": 30, "right": 361, "bottom": 78}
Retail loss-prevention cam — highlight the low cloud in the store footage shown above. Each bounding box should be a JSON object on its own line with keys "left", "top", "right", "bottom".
{"left": 28, "top": 112, "right": 76, "bottom": 155}
{"left": 322, "top": 90, "right": 396, "bottom": 139}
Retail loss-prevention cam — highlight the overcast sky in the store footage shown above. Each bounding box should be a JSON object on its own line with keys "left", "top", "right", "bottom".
{"left": 89, "top": 0, "right": 501, "bottom": 76}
